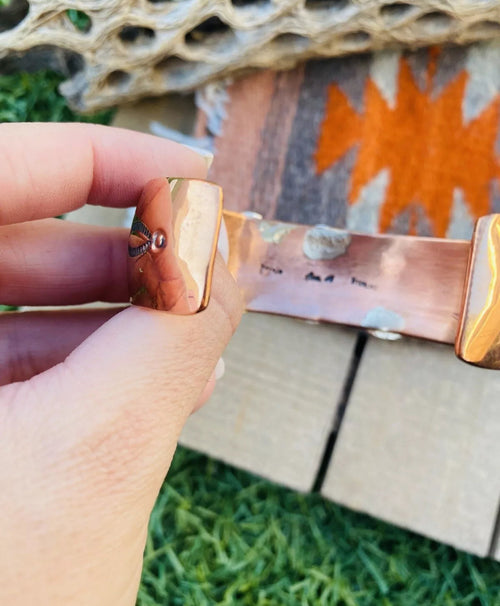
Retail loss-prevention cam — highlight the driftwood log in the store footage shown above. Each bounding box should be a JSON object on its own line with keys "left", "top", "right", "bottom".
{"left": 1, "top": 0, "right": 500, "bottom": 111}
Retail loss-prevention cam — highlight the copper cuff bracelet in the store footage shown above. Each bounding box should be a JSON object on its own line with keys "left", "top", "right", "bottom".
{"left": 128, "top": 178, "right": 222, "bottom": 314}
{"left": 128, "top": 178, "right": 500, "bottom": 370}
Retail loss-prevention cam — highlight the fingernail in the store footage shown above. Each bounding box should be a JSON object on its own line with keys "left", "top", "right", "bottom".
{"left": 218, "top": 218, "right": 229, "bottom": 263}
{"left": 215, "top": 357, "right": 225, "bottom": 380}
{"left": 148, "top": 122, "right": 214, "bottom": 169}
{"left": 185, "top": 145, "right": 213, "bottom": 170}
{"left": 203, "top": 152, "right": 214, "bottom": 170}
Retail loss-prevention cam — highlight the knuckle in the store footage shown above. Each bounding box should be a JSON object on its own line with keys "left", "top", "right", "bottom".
{"left": 0, "top": 322, "right": 36, "bottom": 385}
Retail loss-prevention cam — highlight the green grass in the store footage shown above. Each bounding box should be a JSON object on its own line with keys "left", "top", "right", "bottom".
{"left": 140, "top": 448, "right": 500, "bottom": 606}
{"left": 2, "top": 69, "right": 500, "bottom": 606}
{"left": 0, "top": 70, "right": 113, "bottom": 123}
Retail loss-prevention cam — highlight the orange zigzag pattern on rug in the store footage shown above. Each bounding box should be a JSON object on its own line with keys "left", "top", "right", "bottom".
{"left": 315, "top": 57, "right": 500, "bottom": 237}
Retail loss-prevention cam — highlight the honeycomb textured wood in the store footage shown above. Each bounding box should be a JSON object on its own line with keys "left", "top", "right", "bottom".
{"left": 1, "top": 0, "right": 500, "bottom": 111}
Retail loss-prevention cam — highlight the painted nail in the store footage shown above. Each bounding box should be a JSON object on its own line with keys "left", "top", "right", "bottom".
{"left": 215, "top": 357, "right": 225, "bottom": 380}
{"left": 218, "top": 217, "right": 229, "bottom": 263}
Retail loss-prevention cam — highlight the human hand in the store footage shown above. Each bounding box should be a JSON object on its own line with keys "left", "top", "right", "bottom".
{"left": 0, "top": 123, "right": 242, "bottom": 605}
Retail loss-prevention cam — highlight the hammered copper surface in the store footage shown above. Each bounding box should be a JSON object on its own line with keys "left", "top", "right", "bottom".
{"left": 224, "top": 211, "right": 470, "bottom": 345}
{"left": 128, "top": 178, "right": 222, "bottom": 313}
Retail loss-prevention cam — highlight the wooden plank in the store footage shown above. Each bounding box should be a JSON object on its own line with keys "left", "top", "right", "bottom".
{"left": 322, "top": 336, "right": 500, "bottom": 556}
{"left": 180, "top": 312, "right": 356, "bottom": 492}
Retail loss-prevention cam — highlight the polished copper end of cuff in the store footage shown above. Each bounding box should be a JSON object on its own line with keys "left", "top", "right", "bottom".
{"left": 456, "top": 214, "right": 500, "bottom": 369}
{"left": 128, "top": 177, "right": 223, "bottom": 314}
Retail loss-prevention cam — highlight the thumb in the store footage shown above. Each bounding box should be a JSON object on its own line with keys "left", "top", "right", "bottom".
{"left": 0, "top": 256, "right": 242, "bottom": 605}
{"left": 1, "top": 254, "right": 242, "bottom": 516}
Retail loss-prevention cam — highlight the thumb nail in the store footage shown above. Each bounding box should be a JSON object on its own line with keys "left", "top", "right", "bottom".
{"left": 215, "top": 357, "right": 225, "bottom": 381}
{"left": 218, "top": 218, "right": 229, "bottom": 263}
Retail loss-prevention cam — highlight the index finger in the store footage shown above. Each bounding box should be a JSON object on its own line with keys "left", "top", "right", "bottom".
{"left": 0, "top": 122, "right": 208, "bottom": 225}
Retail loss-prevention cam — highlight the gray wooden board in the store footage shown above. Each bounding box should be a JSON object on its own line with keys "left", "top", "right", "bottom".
{"left": 322, "top": 336, "right": 500, "bottom": 557}
{"left": 180, "top": 312, "right": 356, "bottom": 492}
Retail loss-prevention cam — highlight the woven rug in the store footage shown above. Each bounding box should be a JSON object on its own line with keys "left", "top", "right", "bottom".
{"left": 197, "top": 41, "right": 500, "bottom": 239}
